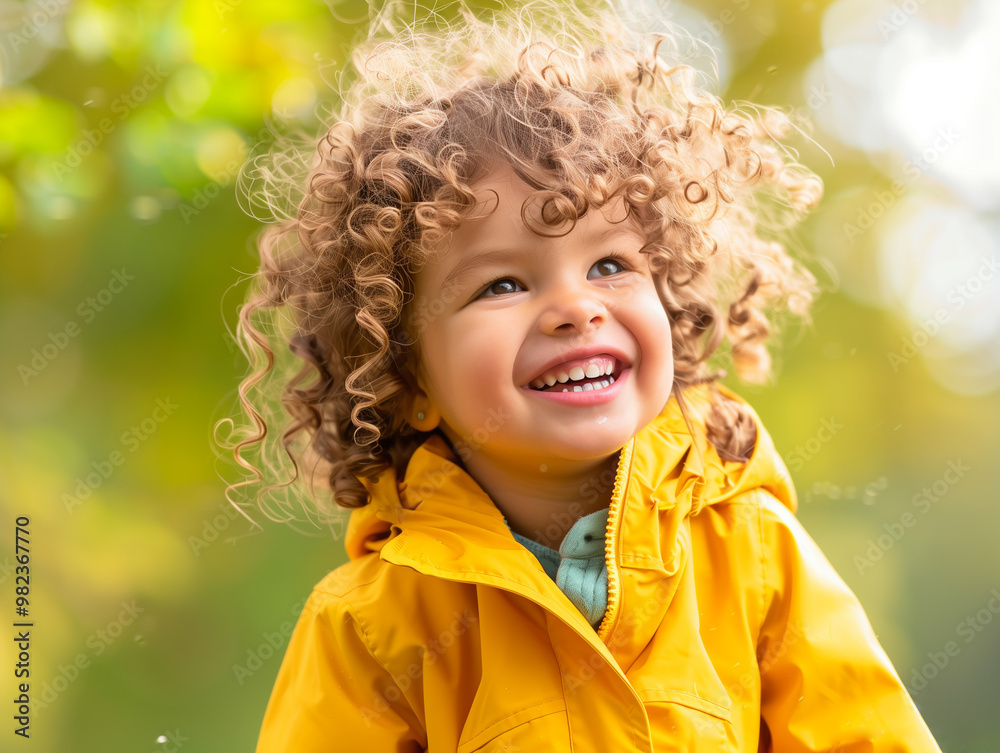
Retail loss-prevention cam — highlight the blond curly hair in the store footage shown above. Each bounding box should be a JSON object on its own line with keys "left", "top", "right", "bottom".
{"left": 219, "top": 0, "right": 822, "bottom": 521}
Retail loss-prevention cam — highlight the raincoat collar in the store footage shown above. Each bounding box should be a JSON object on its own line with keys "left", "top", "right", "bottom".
{"left": 344, "top": 383, "right": 795, "bottom": 568}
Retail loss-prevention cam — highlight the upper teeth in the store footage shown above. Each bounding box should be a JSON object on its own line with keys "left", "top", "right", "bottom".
{"left": 530, "top": 361, "right": 615, "bottom": 390}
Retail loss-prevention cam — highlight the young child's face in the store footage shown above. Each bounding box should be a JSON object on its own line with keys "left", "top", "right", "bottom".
{"left": 409, "top": 166, "right": 674, "bottom": 473}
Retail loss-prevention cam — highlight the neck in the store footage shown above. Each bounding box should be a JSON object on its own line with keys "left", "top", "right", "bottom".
{"left": 450, "top": 443, "right": 622, "bottom": 549}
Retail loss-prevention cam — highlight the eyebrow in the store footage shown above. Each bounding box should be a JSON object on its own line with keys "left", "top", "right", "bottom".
{"left": 440, "top": 248, "right": 531, "bottom": 290}
{"left": 439, "top": 225, "right": 643, "bottom": 290}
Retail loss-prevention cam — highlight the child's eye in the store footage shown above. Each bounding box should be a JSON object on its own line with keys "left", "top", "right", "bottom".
{"left": 477, "top": 278, "right": 525, "bottom": 298}
{"left": 588, "top": 256, "right": 628, "bottom": 279}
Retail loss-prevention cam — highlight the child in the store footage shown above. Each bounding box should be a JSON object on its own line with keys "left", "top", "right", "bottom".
{"left": 235, "top": 1, "right": 944, "bottom": 749}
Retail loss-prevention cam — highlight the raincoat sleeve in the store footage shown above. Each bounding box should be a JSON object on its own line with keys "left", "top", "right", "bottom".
{"left": 754, "top": 490, "right": 943, "bottom": 752}
{"left": 254, "top": 588, "right": 426, "bottom": 753}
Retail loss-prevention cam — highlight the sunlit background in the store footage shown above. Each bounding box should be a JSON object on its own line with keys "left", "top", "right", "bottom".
{"left": 0, "top": 0, "right": 997, "bottom": 750}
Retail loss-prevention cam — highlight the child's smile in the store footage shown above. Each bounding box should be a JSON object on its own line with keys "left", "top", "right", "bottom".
{"left": 524, "top": 352, "right": 626, "bottom": 402}
{"left": 409, "top": 165, "right": 674, "bottom": 481}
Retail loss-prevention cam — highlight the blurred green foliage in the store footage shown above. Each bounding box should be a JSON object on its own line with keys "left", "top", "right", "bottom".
{"left": 0, "top": 0, "right": 997, "bottom": 750}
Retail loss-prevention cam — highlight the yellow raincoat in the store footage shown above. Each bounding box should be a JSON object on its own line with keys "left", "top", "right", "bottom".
{"left": 255, "top": 384, "right": 943, "bottom": 751}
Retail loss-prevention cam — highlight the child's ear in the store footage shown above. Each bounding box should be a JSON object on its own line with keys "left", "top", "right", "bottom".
{"left": 396, "top": 349, "right": 441, "bottom": 432}
{"left": 405, "top": 388, "right": 441, "bottom": 432}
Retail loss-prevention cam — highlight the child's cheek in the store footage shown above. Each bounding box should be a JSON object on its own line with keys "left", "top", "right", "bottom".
{"left": 446, "top": 338, "right": 500, "bottom": 405}
{"left": 626, "top": 284, "right": 671, "bottom": 327}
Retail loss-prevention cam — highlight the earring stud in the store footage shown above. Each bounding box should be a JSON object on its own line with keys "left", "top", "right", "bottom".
{"left": 417, "top": 411, "right": 426, "bottom": 420}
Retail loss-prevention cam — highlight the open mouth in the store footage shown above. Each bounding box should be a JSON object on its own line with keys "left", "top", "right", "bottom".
{"left": 527, "top": 355, "right": 622, "bottom": 393}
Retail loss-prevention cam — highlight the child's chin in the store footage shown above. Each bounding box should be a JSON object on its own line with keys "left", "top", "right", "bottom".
{"left": 539, "top": 429, "right": 634, "bottom": 461}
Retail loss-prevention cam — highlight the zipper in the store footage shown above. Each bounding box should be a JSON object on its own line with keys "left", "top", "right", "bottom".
{"left": 596, "top": 437, "right": 634, "bottom": 643}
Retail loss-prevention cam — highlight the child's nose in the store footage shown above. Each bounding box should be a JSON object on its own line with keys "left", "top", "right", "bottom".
{"left": 538, "top": 284, "right": 608, "bottom": 336}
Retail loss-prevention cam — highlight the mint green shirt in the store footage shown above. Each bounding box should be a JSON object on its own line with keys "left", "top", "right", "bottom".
{"left": 503, "top": 507, "right": 610, "bottom": 629}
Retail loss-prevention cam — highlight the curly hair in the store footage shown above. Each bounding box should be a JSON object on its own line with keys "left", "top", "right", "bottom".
{"left": 218, "top": 0, "right": 823, "bottom": 520}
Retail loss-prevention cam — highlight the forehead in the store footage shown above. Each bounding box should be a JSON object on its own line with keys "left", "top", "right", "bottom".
{"left": 416, "top": 167, "right": 645, "bottom": 288}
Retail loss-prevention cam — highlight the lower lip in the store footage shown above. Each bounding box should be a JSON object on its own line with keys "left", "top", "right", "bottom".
{"left": 522, "top": 368, "right": 631, "bottom": 405}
